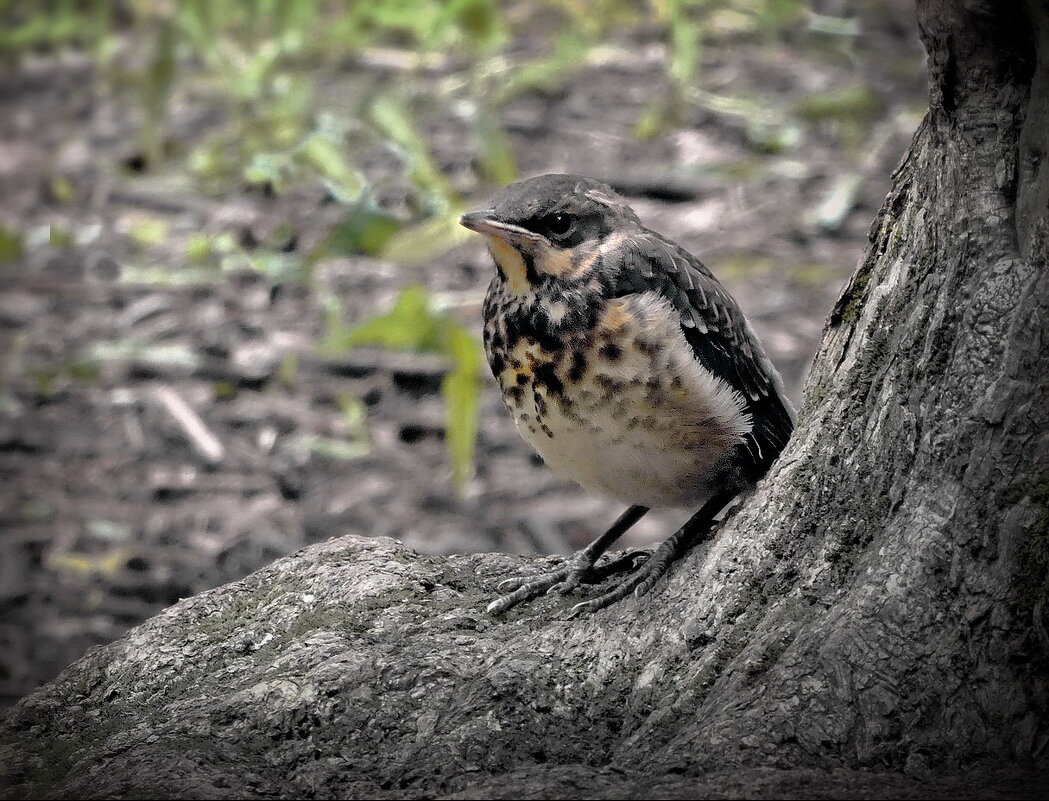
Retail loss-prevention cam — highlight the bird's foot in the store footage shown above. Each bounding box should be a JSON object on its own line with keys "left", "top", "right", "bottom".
{"left": 487, "top": 549, "right": 649, "bottom": 616}
{"left": 566, "top": 526, "right": 696, "bottom": 612}
{"left": 565, "top": 545, "right": 675, "bottom": 617}
{"left": 487, "top": 497, "right": 730, "bottom": 617}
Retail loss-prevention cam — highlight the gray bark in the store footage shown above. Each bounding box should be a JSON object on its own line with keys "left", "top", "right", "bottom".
{"left": 3, "top": 1, "right": 1048, "bottom": 798}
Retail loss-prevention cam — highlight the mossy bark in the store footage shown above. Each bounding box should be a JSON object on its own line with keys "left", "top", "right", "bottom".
{"left": 2, "top": 1, "right": 1048, "bottom": 798}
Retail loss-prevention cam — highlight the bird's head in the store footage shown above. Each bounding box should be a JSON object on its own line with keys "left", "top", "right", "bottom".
{"left": 460, "top": 174, "right": 640, "bottom": 294}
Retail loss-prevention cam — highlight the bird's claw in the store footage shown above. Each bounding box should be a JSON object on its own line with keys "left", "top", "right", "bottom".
{"left": 495, "top": 576, "right": 531, "bottom": 593}
{"left": 486, "top": 561, "right": 587, "bottom": 612}
{"left": 564, "top": 555, "right": 670, "bottom": 617}
{"left": 547, "top": 574, "right": 583, "bottom": 596}
{"left": 487, "top": 549, "right": 658, "bottom": 616}
{"left": 487, "top": 568, "right": 571, "bottom": 615}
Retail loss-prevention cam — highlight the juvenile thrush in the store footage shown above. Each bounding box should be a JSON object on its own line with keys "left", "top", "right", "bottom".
{"left": 460, "top": 174, "right": 795, "bottom": 615}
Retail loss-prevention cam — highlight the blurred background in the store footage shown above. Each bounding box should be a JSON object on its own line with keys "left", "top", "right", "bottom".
{"left": 0, "top": 0, "right": 926, "bottom": 707}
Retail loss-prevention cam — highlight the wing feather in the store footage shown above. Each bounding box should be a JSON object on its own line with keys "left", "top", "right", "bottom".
{"left": 613, "top": 231, "right": 796, "bottom": 477}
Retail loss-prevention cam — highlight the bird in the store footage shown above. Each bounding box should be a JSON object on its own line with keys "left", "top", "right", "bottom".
{"left": 459, "top": 173, "right": 795, "bottom": 616}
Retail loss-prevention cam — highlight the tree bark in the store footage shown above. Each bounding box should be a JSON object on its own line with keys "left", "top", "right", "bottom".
{"left": 2, "top": 1, "right": 1048, "bottom": 798}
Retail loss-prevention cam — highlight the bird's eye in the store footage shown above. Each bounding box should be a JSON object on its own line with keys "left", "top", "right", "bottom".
{"left": 541, "top": 213, "right": 574, "bottom": 238}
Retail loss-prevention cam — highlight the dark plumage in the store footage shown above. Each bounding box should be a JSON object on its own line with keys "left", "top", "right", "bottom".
{"left": 611, "top": 229, "right": 795, "bottom": 477}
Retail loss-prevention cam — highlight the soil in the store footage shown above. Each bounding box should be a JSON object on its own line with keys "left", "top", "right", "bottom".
{"left": 0, "top": 5, "right": 928, "bottom": 708}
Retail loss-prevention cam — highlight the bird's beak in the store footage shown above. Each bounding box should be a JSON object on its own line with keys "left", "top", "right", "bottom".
{"left": 459, "top": 211, "right": 543, "bottom": 245}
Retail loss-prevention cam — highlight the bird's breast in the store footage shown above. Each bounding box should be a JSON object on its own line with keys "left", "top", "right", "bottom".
{"left": 483, "top": 288, "right": 752, "bottom": 508}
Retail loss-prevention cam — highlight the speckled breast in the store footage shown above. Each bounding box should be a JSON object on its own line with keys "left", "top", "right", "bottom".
{"left": 482, "top": 287, "right": 752, "bottom": 508}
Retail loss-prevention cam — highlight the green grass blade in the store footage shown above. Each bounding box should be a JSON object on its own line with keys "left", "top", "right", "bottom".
{"left": 442, "top": 325, "right": 482, "bottom": 492}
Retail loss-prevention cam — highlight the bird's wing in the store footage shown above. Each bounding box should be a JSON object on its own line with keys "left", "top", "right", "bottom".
{"left": 612, "top": 230, "right": 795, "bottom": 474}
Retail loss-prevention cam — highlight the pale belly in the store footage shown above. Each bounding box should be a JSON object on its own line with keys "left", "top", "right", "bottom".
{"left": 488, "top": 290, "right": 752, "bottom": 509}
{"left": 511, "top": 377, "right": 738, "bottom": 508}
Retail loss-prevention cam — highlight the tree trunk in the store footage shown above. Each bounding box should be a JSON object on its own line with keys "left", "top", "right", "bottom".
{"left": 2, "top": 1, "right": 1047, "bottom": 798}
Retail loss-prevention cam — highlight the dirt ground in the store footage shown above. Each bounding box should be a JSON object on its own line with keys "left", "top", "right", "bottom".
{"left": 0, "top": 6, "right": 928, "bottom": 707}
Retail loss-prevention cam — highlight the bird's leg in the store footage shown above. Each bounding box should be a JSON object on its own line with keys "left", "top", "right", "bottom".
{"left": 487, "top": 505, "right": 649, "bottom": 615}
{"left": 567, "top": 491, "right": 737, "bottom": 618}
